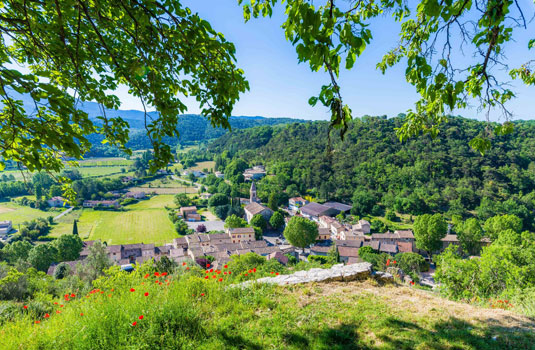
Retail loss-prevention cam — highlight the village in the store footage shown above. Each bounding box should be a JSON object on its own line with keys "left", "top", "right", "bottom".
{"left": 45, "top": 164, "right": 480, "bottom": 281}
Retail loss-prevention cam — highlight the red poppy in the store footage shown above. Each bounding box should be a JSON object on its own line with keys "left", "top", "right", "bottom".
{"left": 212, "top": 275, "right": 216, "bottom": 279}
{"left": 207, "top": 263, "right": 210, "bottom": 268}
{"left": 224, "top": 265, "right": 228, "bottom": 269}
{"left": 182, "top": 262, "right": 187, "bottom": 266}
{"left": 165, "top": 279, "right": 168, "bottom": 283}
{"left": 216, "top": 271, "right": 221, "bottom": 275}
{"left": 144, "top": 273, "right": 149, "bottom": 279}
{"left": 155, "top": 280, "right": 159, "bottom": 283}
{"left": 139, "top": 315, "right": 144, "bottom": 320}
{"left": 228, "top": 271, "right": 232, "bottom": 275}
{"left": 100, "top": 291, "right": 104, "bottom": 294}
{"left": 154, "top": 272, "right": 160, "bottom": 277}
{"left": 224, "top": 272, "right": 227, "bottom": 275}
{"left": 248, "top": 270, "right": 252, "bottom": 273}
{"left": 204, "top": 276, "right": 209, "bottom": 279}
{"left": 253, "top": 268, "right": 256, "bottom": 273}
{"left": 186, "top": 267, "right": 190, "bottom": 270}
{"left": 111, "top": 288, "right": 114, "bottom": 292}
{"left": 271, "top": 272, "right": 274, "bottom": 274}
{"left": 108, "top": 294, "right": 112, "bottom": 297}
{"left": 70, "top": 293, "right": 76, "bottom": 298}
{"left": 130, "top": 288, "right": 135, "bottom": 292}
{"left": 141, "top": 282, "right": 145, "bottom": 285}
{"left": 205, "top": 270, "right": 209, "bottom": 274}
{"left": 56, "top": 310, "right": 61, "bottom": 314}
{"left": 210, "top": 269, "right": 213, "bottom": 273}
{"left": 23, "top": 305, "right": 28, "bottom": 309}
{"left": 200, "top": 293, "right": 205, "bottom": 296}
{"left": 80, "top": 313, "right": 84, "bottom": 316}
{"left": 132, "top": 321, "right": 137, "bottom": 326}
{"left": 64, "top": 294, "right": 69, "bottom": 298}
{"left": 54, "top": 302, "right": 58, "bottom": 305}
{"left": 218, "top": 278, "right": 223, "bottom": 282}
{"left": 44, "top": 313, "right": 50, "bottom": 318}
{"left": 244, "top": 273, "right": 248, "bottom": 276}
{"left": 159, "top": 282, "right": 163, "bottom": 285}
{"left": 60, "top": 304, "right": 64, "bottom": 308}
{"left": 144, "top": 292, "right": 149, "bottom": 297}
{"left": 35, "top": 321, "right": 40, "bottom": 324}
{"left": 393, "top": 260, "right": 397, "bottom": 264}
{"left": 275, "top": 273, "right": 279, "bottom": 275}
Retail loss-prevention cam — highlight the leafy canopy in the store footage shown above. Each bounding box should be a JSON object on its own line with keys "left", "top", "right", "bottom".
{"left": 283, "top": 216, "right": 318, "bottom": 249}
{"left": 0, "top": 0, "right": 248, "bottom": 174}
{"left": 239, "top": 0, "right": 534, "bottom": 152}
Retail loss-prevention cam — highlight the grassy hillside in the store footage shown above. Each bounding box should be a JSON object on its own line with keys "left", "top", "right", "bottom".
{"left": 2, "top": 270, "right": 533, "bottom": 350}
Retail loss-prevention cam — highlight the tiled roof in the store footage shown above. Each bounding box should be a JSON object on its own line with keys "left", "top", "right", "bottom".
{"left": 244, "top": 202, "right": 271, "bottom": 216}
{"left": 397, "top": 241, "right": 413, "bottom": 253}
{"left": 441, "top": 234, "right": 459, "bottom": 242}
{"left": 395, "top": 230, "right": 415, "bottom": 239}
{"left": 229, "top": 227, "right": 255, "bottom": 234}
{"left": 334, "top": 239, "right": 363, "bottom": 248}
{"left": 338, "top": 246, "right": 360, "bottom": 258}
{"left": 380, "top": 243, "right": 398, "bottom": 254}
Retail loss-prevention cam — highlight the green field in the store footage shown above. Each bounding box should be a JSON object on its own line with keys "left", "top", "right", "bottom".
{"left": 50, "top": 195, "right": 178, "bottom": 245}
{"left": 0, "top": 201, "right": 58, "bottom": 226}
{"left": 187, "top": 160, "right": 216, "bottom": 172}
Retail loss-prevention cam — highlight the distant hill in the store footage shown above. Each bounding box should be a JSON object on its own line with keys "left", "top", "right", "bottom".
{"left": 10, "top": 93, "right": 309, "bottom": 153}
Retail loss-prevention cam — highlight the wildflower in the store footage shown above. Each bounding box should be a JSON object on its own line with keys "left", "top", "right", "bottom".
{"left": 212, "top": 275, "right": 216, "bottom": 279}
{"left": 218, "top": 278, "right": 223, "bottom": 282}
{"left": 80, "top": 313, "right": 84, "bottom": 316}
{"left": 224, "top": 265, "right": 228, "bottom": 269}
{"left": 144, "top": 292, "right": 149, "bottom": 297}
{"left": 165, "top": 279, "right": 168, "bottom": 283}
{"left": 108, "top": 294, "right": 112, "bottom": 297}
{"left": 210, "top": 269, "right": 214, "bottom": 273}
{"left": 44, "top": 313, "right": 50, "bottom": 318}
{"left": 206, "top": 270, "right": 209, "bottom": 274}
{"left": 154, "top": 272, "right": 160, "bottom": 277}
{"left": 248, "top": 270, "right": 252, "bottom": 273}
{"left": 162, "top": 272, "right": 168, "bottom": 276}
{"left": 132, "top": 321, "right": 137, "bottom": 326}
{"left": 56, "top": 310, "right": 61, "bottom": 314}
{"left": 35, "top": 321, "right": 40, "bottom": 324}
{"left": 141, "top": 282, "right": 145, "bottom": 285}
{"left": 386, "top": 259, "right": 390, "bottom": 266}
{"left": 393, "top": 260, "right": 397, "bottom": 264}
{"left": 130, "top": 288, "right": 136, "bottom": 292}
{"left": 60, "top": 305, "right": 64, "bottom": 308}
{"left": 144, "top": 273, "right": 149, "bottom": 279}
{"left": 200, "top": 293, "right": 205, "bottom": 296}
{"left": 23, "top": 305, "right": 28, "bottom": 309}
{"left": 70, "top": 293, "right": 76, "bottom": 298}
{"left": 205, "top": 276, "right": 209, "bottom": 279}
{"left": 111, "top": 288, "right": 114, "bottom": 292}
{"left": 253, "top": 268, "right": 257, "bottom": 273}
{"left": 228, "top": 271, "right": 232, "bottom": 275}
{"left": 271, "top": 272, "right": 274, "bottom": 274}
{"left": 275, "top": 273, "right": 279, "bottom": 275}
{"left": 54, "top": 302, "right": 58, "bottom": 305}
{"left": 182, "top": 262, "right": 187, "bottom": 266}
{"left": 155, "top": 280, "right": 159, "bottom": 284}
{"left": 139, "top": 315, "right": 144, "bottom": 320}
{"left": 186, "top": 267, "right": 190, "bottom": 270}
{"left": 244, "top": 273, "right": 248, "bottom": 276}
{"left": 100, "top": 291, "right": 104, "bottom": 294}
{"left": 207, "top": 263, "right": 211, "bottom": 268}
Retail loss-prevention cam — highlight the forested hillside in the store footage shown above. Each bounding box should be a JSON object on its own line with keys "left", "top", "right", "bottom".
{"left": 85, "top": 114, "right": 307, "bottom": 157}
{"left": 209, "top": 116, "right": 535, "bottom": 229}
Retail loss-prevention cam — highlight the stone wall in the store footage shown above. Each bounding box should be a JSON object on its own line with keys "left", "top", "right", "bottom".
{"left": 240, "top": 262, "right": 373, "bottom": 286}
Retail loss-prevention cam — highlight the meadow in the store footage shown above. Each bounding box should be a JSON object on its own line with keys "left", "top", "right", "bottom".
{"left": 49, "top": 195, "right": 178, "bottom": 245}
{"left": 1, "top": 271, "right": 533, "bottom": 350}
{"left": 0, "top": 200, "right": 58, "bottom": 225}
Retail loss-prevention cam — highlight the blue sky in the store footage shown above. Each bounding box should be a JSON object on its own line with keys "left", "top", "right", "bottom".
{"left": 85, "top": 1, "right": 535, "bottom": 121}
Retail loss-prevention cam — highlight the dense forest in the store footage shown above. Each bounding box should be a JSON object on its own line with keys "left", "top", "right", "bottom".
{"left": 85, "top": 114, "right": 307, "bottom": 157}
{"left": 207, "top": 116, "right": 535, "bottom": 230}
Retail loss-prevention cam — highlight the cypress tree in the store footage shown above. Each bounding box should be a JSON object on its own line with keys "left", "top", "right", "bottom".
{"left": 72, "top": 220, "right": 78, "bottom": 235}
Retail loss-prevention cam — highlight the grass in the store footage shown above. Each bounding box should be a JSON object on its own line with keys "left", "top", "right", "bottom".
{"left": 0, "top": 201, "right": 57, "bottom": 225}
{"left": 1, "top": 274, "right": 533, "bottom": 350}
{"left": 186, "top": 161, "right": 216, "bottom": 172}
{"left": 49, "top": 195, "right": 177, "bottom": 245}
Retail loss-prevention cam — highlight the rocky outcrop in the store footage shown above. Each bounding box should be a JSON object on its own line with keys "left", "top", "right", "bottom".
{"left": 240, "top": 263, "right": 372, "bottom": 286}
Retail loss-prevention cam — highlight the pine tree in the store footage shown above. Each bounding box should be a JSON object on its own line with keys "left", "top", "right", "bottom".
{"left": 72, "top": 220, "right": 78, "bottom": 235}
